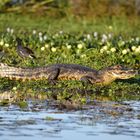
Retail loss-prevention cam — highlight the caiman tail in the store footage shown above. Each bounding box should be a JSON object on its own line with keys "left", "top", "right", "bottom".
{"left": 0, "top": 63, "right": 49, "bottom": 81}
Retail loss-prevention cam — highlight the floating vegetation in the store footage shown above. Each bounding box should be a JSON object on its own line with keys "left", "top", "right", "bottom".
{"left": 0, "top": 27, "right": 139, "bottom": 104}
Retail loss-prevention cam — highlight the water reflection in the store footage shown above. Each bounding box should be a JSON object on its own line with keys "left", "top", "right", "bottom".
{"left": 0, "top": 101, "right": 140, "bottom": 140}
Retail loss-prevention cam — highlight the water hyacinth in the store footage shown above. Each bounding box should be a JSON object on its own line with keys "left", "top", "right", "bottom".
{"left": 33, "top": 30, "right": 37, "bottom": 35}
{"left": 102, "top": 45, "right": 108, "bottom": 50}
{"left": 6, "top": 27, "right": 14, "bottom": 34}
{"left": 102, "top": 34, "right": 108, "bottom": 40}
{"left": 67, "top": 44, "right": 72, "bottom": 49}
{"left": 0, "top": 40, "right": 4, "bottom": 46}
{"left": 134, "top": 46, "right": 140, "bottom": 53}
{"left": 39, "top": 37, "right": 43, "bottom": 42}
{"left": 38, "top": 32, "right": 43, "bottom": 37}
{"left": 131, "top": 46, "right": 136, "bottom": 51}
{"left": 108, "top": 33, "right": 112, "bottom": 39}
{"left": 45, "top": 44, "right": 49, "bottom": 48}
{"left": 135, "top": 37, "right": 139, "bottom": 42}
{"left": 41, "top": 47, "right": 45, "bottom": 51}
{"left": 80, "top": 54, "right": 86, "bottom": 58}
{"left": 4, "top": 43, "right": 9, "bottom": 47}
{"left": 100, "top": 49, "right": 104, "bottom": 53}
{"left": 10, "top": 29, "right": 14, "bottom": 34}
{"left": 77, "top": 43, "right": 83, "bottom": 49}
{"left": 59, "top": 30, "right": 63, "bottom": 34}
{"left": 0, "top": 27, "right": 139, "bottom": 67}
{"left": 110, "top": 47, "right": 116, "bottom": 52}
{"left": 6, "top": 27, "right": 11, "bottom": 32}
{"left": 12, "top": 87, "right": 17, "bottom": 91}
{"left": 108, "top": 25, "right": 113, "bottom": 30}
{"left": 122, "top": 49, "right": 128, "bottom": 55}
{"left": 100, "top": 45, "right": 108, "bottom": 53}
{"left": 51, "top": 47, "right": 57, "bottom": 52}
{"left": 43, "top": 35, "right": 47, "bottom": 40}
{"left": 93, "top": 32, "right": 98, "bottom": 38}
{"left": 86, "top": 34, "right": 91, "bottom": 40}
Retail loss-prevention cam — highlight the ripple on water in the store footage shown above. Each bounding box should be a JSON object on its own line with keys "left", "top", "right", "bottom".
{"left": 0, "top": 100, "right": 140, "bottom": 140}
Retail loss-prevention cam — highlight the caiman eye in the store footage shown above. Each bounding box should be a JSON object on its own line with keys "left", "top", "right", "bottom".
{"left": 119, "top": 72, "right": 124, "bottom": 74}
{"left": 115, "top": 65, "right": 122, "bottom": 69}
{"left": 109, "top": 65, "right": 122, "bottom": 70}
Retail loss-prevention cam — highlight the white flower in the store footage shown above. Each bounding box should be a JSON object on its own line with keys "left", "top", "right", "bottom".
{"left": 0, "top": 40, "right": 4, "bottom": 46}
{"left": 39, "top": 37, "right": 43, "bottom": 42}
{"left": 45, "top": 44, "right": 49, "bottom": 48}
{"left": 41, "top": 47, "right": 45, "bottom": 51}
{"left": 12, "top": 87, "right": 17, "bottom": 91}
{"left": 67, "top": 45, "right": 72, "bottom": 49}
{"left": 5, "top": 43, "right": 9, "bottom": 47}
{"left": 127, "top": 48, "right": 130, "bottom": 52}
{"left": 43, "top": 35, "right": 47, "bottom": 40}
{"left": 102, "top": 34, "right": 108, "bottom": 40}
{"left": 59, "top": 30, "right": 63, "bottom": 34}
{"left": 83, "top": 38, "right": 87, "bottom": 41}
{"left": 100, "top": 48, "right": 104, "bottom": 53}
{"left": 101, "top": 38, "right": 107, "bottom": 43}
{"left": 135, "top": 47, "right": 140, "bottom": 53}
{"left": 94, "top": 32, "right": 98, "bottom": 37}
{"left": 39, "top": 32, "right": 42, "bottom": 36}
{"left": 108, "top": 33, "right": 112, "bottom": 39}
{"left": 50, "top": 42, "right": 54, "bottom": 46}
{"left": 10, "top": 29, "right": 14, "bottom": 34}
{"left": 87, "top": 34, "right": 91, "bottom": 40}
{"left": 51, "top": 47, "right": 57, "bottom": 52}
{"left": 108, "top": 26, "right": 112, "bottom": 30}
{"left": 6, "top": 27, "right": 10, "bottom": 32}
{"left": 131, "top": 46, "right": 136, "bottom": 51}
{"left": 110, "top": 47, "right": 116, "bottom": 52}
{"left": 122, "top": 49, "right": 127, "bottom": 55}
{"left": 136, "top": 37, "right": 139, "bottom": 42}
{"left": 77, "top": 44, "right": 83, "bottom": 49}
{"left": 102, "top": 45, "right": 108, "bottom": 50}
{"left": 80, "top": 54, "right": 86, "bottom": 58}
{"left": 106, "top": 51, "right": 110, "bottom": 54}
{"left": 33, "top": 30, "right": 37, "bottom": 34}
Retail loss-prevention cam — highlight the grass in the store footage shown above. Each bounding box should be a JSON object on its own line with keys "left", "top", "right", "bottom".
{"left": 0, "top": 13, "right": 140, "bottom": 36}
{"left": 0, "top": 13, "right": 140, "bottom": 105}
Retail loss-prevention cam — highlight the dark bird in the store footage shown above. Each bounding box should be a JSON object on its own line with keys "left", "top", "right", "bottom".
{"left": 16, "top": 37, "right": 36, "bottom": 59}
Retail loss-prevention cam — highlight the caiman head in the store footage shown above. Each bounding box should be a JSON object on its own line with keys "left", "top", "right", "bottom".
{"left": 98, "top": 65, "right": 138, "bottom": 85}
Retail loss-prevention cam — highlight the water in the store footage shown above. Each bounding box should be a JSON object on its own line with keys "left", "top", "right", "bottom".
{"left": 0, "top": 100, "right": 140, "bottom": 140}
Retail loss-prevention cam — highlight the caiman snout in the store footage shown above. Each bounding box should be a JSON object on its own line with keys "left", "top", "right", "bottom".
{"left": 111, "top": 68, "right": 138, "bottom": 79}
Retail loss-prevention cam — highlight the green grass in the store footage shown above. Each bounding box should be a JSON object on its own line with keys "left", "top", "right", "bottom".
{"left": 0, "top": 13, "right": 140, "bottom": 36}
{"left": 0, "top": 13, "right": 140, "bottom": 104}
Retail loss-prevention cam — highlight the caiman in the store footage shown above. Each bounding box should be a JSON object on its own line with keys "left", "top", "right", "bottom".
{"left": 0, "top": 63, "right": 137, "bottom": 85}
{"left": 0, "top": 63, "right": 138, "bottom": 85}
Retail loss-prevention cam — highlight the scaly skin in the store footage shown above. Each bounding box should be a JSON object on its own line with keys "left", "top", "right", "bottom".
{"left": 0, "top": 63, "right": 138, "bottom": 85}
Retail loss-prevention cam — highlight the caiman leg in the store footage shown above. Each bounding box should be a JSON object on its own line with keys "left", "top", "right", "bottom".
{"left": 80, "top": 76, "right": 93, "bottom": 86}
{"left": 48, "top": 68, "right": 60, "bottom": 85}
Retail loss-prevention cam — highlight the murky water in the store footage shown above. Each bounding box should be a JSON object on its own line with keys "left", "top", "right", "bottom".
{"left": 0, "top": 100, "right": 140, "bottom": 140}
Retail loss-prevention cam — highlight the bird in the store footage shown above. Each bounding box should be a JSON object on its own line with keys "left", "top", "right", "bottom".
{"left": 16, "top": 37, "right": 36, "bottom": 59}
